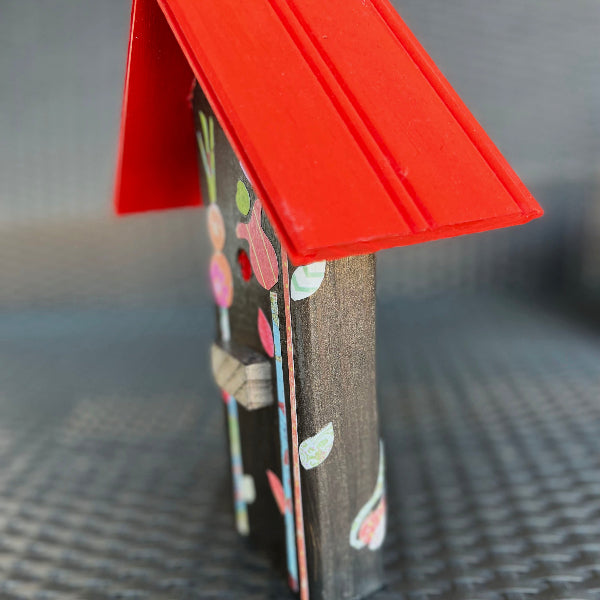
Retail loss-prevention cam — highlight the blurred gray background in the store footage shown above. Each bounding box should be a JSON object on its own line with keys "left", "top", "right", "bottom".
{"left": 1, "top": 0, "right": 599, "bottom": 307}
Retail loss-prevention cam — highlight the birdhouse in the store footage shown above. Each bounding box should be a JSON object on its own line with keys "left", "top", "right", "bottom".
{"left": 114, "top": 1, "right": 543, "bottom": 598}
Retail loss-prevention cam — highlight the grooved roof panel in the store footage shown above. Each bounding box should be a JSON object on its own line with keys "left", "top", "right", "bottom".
{"left": 115, "top": 0, "right": 543, "bottom": 264}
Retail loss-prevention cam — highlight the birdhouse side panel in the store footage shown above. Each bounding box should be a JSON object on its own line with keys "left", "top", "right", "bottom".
{"left": 291, "top": 254, "right": 383, "bottom": 600}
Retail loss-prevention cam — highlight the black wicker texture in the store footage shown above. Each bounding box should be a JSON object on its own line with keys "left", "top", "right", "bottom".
{"left": 0, "top": 297, "right": 598, "bottom": 599}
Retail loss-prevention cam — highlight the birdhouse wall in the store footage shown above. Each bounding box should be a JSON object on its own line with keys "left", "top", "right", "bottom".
{"left": 195, "top": 85, "right": 384, "bottom": 600}
{"left": 194, "top": 89, "right": 287, "bottom": 573}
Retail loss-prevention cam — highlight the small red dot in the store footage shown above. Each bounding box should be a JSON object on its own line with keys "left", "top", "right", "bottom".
{"left": 237, "top": 249, "right": 252, "bottom": 282}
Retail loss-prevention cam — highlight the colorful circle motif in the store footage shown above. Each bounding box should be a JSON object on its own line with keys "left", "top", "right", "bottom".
{"left": 207, "top": 204, "right": 226, "bottom": 251}
{"left": 210, "top": 252, "right": 234, "bottom": 308}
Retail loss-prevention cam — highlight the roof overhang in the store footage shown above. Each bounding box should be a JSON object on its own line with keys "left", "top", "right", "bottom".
{"left": 115, "top": 0, "right": 542, "bottom": 265}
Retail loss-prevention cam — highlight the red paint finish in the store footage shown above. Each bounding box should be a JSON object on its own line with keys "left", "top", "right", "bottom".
{"left": 257, "top": 308, "right": 275, "bottom": 358}
{"left": 115, "top": 0, "right": 543, "bottom": 264}
{"left": 114, "top": 0, "right": 201, "bottom": 214}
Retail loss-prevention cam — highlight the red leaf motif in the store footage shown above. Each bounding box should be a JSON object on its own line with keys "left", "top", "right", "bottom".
{"left": 266, "top": 469, "right": 287, "bottom": 515}
{"left": 257, "top": 308, "right": 274, "bottom": 357}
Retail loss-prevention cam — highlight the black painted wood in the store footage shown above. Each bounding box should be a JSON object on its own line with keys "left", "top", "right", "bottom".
{"left": 194, "top": 88, "right": 287, "bottom": 574}
{"left": 194, "top": 84, "right": 384, "bottom": 600}
{"left": 292, "top": 254, "right": 383, "bottom": 600}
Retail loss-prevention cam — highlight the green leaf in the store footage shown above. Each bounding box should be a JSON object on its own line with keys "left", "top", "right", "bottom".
{"left": 236, "top": 180, "right": 251, "bottom": 216}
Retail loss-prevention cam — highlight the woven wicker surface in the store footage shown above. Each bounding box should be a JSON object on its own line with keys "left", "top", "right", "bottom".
{"left": 0, "top": 295, "right": 598, "bottom": 599}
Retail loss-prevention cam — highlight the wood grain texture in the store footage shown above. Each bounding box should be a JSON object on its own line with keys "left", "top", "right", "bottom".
{"left": 292, "top": 254, "right": 383, "bottom": 600}
{"left": 211, "top": 342, "right": 273, "bottom": 410}
{"left": 195, "top": 84, "right": 384, "bottom": 598}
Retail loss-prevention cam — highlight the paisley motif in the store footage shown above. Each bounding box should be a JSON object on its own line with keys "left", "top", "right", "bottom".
{"left": 350, "top": 441, "right": 386, "bottom": 551}
{"left": 299, "top": 422, "right": 334, "bottom": 470}
{"left": 358, "top": 497, "right": 386, "bottom": 550}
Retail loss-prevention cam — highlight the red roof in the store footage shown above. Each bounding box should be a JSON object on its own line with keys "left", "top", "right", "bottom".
{"left": 115, "top": 0, "right": 542, "bottom": 265}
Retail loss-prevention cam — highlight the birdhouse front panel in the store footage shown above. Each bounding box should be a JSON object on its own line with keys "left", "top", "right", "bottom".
{"left": 194, "top": 87, "right": 384, "bottom": 600}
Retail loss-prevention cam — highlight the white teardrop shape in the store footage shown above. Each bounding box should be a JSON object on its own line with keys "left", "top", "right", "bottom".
{"left": 290, "top": 261, "right": 326, "bottom": 301}
{"left": 299, "top": 422, "right": 334, "bottom": 470}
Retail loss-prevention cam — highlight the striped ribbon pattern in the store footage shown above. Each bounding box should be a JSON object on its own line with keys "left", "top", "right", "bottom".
{"left": 270, "top": 291, "right": 299, "bottom": 591}
{"left": 199, "top": 111, "right": 249, "bottom": 536}
{"left": 224, "top": 391, "right": 250, "bottom": 535}
{"left": 282, "top": 250, "right": 309, "bottom": 600}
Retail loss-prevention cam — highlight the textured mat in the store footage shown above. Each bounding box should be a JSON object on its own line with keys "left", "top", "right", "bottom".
{"left": 0, "top": 296, "right": 598, "bottom": 599}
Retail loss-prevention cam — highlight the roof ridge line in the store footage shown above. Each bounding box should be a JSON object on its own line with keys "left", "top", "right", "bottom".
{"left": 267, "top": 0, "right": 435, "bottom": 233}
